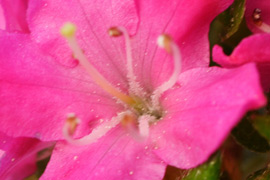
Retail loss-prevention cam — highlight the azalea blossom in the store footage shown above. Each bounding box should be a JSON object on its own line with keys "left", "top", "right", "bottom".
{"left": 0, "top": 0, "right": 266, "bottom": 179}
{"left": 213, "top": 0, "right": 270, "bottom": 92}
{"left": 0, "top": 132, "right": 54, "bottom": 179}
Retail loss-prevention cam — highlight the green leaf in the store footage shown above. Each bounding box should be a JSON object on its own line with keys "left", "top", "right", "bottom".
{"left": 183, "top": 153, "right": 221, "bottom": 180}
{"left": 209, "top": 0, "right": 246, "bottom": 44}
{"left": 252, "top": 115, "right": 270, "bottom": 142}
{"left": 247, "top": 165, "right": 270, "bottom": 180}
{"left": 232, "top": 117, "right": 270, "bottom": 153}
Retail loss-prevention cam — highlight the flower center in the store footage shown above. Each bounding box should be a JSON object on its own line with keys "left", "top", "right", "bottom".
{"left": 60, "top": 23, "right": 182, "bottom": 145}
{"left": 252, "top": 8, "right": 270, "bottom": 33}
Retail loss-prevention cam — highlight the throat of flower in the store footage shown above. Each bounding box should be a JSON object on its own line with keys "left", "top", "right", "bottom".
{"left": 252, "top": 8, "right": 270, "bottom": 33}
{"left": 60, "top": 23, "right": 135, "bottom": 105}
{"left": 61, "top": 23, "right": 183, "bottom": 146}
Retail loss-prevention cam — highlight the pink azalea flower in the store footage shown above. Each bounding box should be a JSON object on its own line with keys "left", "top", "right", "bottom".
{"left": 213, "top": 34, "right": 270, "bottom": 92}
{"left": 213, "top": 0, "right": 270, "bottom": 92}
{"left": 0, "top": 0, "right": 266, "bottom": 179}
{"left": 245, "top": 0, "right": 270, "bottom": 34}
{"left": 0, "top": 132, "right": 54, "bottom": 180}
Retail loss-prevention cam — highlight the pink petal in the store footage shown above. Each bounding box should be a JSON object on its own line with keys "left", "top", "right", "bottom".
{"left": 0, "top": 4, "right": 5, "bottom": 30}
{"left": 213, "top": 33, "right": 270, "bottom": 91}
{"left": 27, "top": 0, "right": 233, "bottom": 93}
{"left": 27, "top": 0, "right": 138, "bottom": 91}
{"left": 0, "top": 31, "right": 123, "bottom": 140}
{"left": 41, "top": 127, "right": 166, "bottom": 180}
{"left": 0, "top": 132, "right": 53, "bottom": 180}
{"left": 0, "top": 0, "right": 29, "bottom": 32}
{"left": 245, "top": 0, "right": 270, "bottom": 33}
{"left": 132, "top": 0, "right": 233, "bottom": 91}
{"left": 151, "top": 64, "right": 266, "bottom": 168}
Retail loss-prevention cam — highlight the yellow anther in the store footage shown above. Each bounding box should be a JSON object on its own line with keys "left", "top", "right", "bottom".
{"left": 108, "top": 27, "right": 123, "bottom": 37}
{"left": 157, "top": 34, "right": 172, "bottom": 53}
{"left": 61, "top": 22, "right": 77, "bottom": 38}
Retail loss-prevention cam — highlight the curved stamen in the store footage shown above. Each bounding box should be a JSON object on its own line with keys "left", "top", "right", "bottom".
{"left": 109, "top": 27, "right": 145, "bottom": 97}
{"left": 253, "top": 8, "right": 270, "bottom": 33}
{"left": 151, "top": 34, "right": 182, "bottom": 107}
{"left": 63, "top": 114, "right": 121, "bottom": 146}
{"left": 61, "top": 23, "right": 135, "bottom": 105}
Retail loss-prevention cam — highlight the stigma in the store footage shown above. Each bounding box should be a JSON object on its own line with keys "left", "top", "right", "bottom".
{"left": 61, "top": 23, "right": 182, "bottom": 145}
{"left": 252, "top": 8, "right": 270, "bottom": 33}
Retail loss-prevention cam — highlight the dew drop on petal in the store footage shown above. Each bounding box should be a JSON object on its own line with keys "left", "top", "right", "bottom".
{"left": 129, "top": 171, "right": 134, "bottom": 175}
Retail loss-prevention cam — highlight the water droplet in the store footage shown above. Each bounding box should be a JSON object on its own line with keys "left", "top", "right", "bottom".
{"left": 136, "top": 156, "right": 140, "bottom": 159}
{"left": 144, "top": 146, "right": 149, "bottom": 150}
{"left": 11, "top": 158, "right": 15, "bottom": 162}
{"left": 129, "top": 171, "right": 134, "bottom": 175}
{"left": 2, "top": 141, "right": 6, "bottom": 144}
{"left": 73, "top": 156, "right": 78, "bottom": 160}
{"left": 154, "top": 146, "right": 159, "bottom": 150}
{"left": 97, "top": 99, "right": 101, "bottom": 102}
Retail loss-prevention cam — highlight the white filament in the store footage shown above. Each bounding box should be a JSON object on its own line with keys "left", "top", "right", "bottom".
{"left": 117, "top": 27, "right": 144, "bottom": 97}
{"left": 138, "top": 115, "right": 154, "bottom": 138}
{"left": 258, "top": 22, "right": 270, "bottom": 33}
{"left": 151, "top": 41, "right": 182, "bottom": 107}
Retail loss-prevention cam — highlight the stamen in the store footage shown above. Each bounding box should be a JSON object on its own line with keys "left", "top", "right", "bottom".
{"left": 252, "top": 8, "right": 270, "bottom": 33}
{"left": 61, "top": 23, "right": 135, "bottom": 105}
{"left": 138, "top": 115, "right": 155, "bottom": 138}
{"left": 109, "top": 27, "right": 144, "bottom": 97}
{"left": 63, "top": 114, "right": 121, "bottom": 146}
{"left": 152, "top": 34, "right": 182, "bottom": 107}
